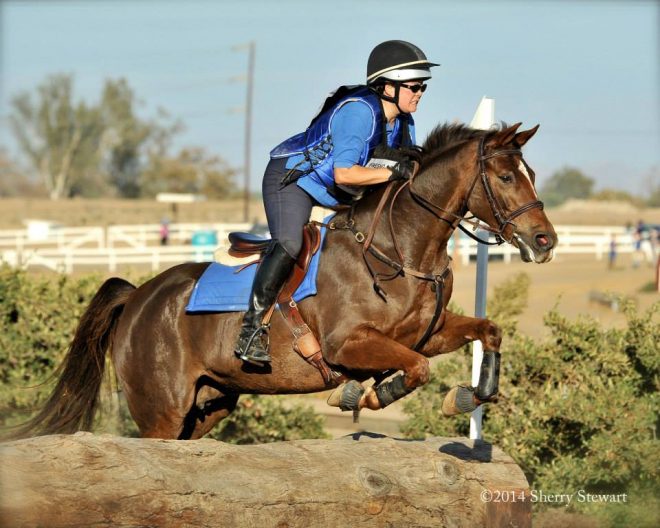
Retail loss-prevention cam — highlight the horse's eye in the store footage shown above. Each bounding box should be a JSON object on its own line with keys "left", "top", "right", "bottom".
{"left": 499, "top": 173, "right": 513, "bottom": 183}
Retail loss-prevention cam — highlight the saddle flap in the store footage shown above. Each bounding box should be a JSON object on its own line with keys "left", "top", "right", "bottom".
{"left": 228, "top": 232, "right": 271, "bottom": 257}
{"left": 279, "top": 223, "right": 321, "bottom": 300}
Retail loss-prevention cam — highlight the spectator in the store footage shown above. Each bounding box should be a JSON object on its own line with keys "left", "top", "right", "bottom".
{"left": 160, "top": 218, "right": 170, "bottom": 246}
{"left": 608, "top": 234, "right": 617, "bottom": 270}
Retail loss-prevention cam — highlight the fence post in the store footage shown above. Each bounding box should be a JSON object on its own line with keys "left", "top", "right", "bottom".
{"left": 469, "top": 96, "right": 495, "bottom": 441}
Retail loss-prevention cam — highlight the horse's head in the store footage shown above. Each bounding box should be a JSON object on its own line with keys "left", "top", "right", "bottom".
{"left": 463, "top": 123, "right": 556, "bottom": 263}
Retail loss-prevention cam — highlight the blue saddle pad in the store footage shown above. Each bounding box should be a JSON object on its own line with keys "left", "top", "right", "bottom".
{"left": 186, "top": 224, "right": 329, "bottom": 313}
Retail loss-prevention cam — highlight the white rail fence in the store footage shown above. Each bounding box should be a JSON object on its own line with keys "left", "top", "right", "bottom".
{"left": 456, "top": 225, "right": 637, "bottom": 266}
{"left": 0, "top": 222, "right": 644, "bottom": 274}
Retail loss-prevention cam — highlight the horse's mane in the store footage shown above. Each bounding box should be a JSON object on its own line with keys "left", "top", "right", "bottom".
{"left": 420, "top": 122, "right": 506, "bottom": 168}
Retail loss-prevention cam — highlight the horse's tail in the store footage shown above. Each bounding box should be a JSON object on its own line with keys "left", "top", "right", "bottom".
{"left": 9, "top": 277, "right": 136, "bottom": 439}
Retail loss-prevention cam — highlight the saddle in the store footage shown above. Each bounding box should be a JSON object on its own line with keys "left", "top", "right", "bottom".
{"left": 228, "top": 223, "right": 321, "bottom": 299}
{"left": 228, "top": 223, "right": 340, "bottom": 383}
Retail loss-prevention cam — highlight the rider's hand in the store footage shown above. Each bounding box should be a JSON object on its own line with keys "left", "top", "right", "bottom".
{"left": 387, "top": 159, "right": 415, "bottom": 182}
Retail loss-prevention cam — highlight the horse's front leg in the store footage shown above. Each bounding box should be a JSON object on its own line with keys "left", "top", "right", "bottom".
{"left": 419, "top": 310, "right": 503, "bottom": 416}
{"left": 325, "top": 325, "right": 429, "bottom": 412}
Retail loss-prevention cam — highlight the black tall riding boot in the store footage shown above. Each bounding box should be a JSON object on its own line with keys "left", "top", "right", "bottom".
{"left": 235, "top": 241, "right": 296, "bottom": 364}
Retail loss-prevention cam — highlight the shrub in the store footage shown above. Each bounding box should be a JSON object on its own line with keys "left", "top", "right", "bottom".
{"left": 208, "top": 396, "right": 330, "bottom": 444}
{"left": 401, "top": 272, "right": 659, "bottom": 525}
{"left": 0, "top": 266, "right": 103, "bottom": 427}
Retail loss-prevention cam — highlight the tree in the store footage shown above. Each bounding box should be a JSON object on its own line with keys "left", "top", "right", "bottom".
{"left": 0, "top": 148, "right": 43, "bottom": 197}
{"left": 9, "top": 74, "right": 104, "bottom": 199}
{"left": 540, "top": 167, "right": 594, "bottom": 207}
{"left": 140, "top": 147, "right": 237, "bottom": 198}
{"left": 98, "top": 79, "right": 181, "bottom": 198}
{"left": 591, "top": 188, "right": 644, "bottom": 207}
{"left": 8, "top": 74, "right": 184, "bottom": 199}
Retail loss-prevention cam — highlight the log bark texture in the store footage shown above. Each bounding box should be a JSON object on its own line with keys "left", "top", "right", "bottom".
{"left": 1, "top": 432, "right": 531, "bottom": 528}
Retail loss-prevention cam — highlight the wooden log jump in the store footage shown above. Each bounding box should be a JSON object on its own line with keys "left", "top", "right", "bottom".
{"left": 1, "top": 433, "right": 531, "bottom": 527}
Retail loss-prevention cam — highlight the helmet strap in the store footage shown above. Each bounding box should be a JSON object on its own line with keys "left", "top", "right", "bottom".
{"left": 375, "top": 83, "right": 407, "bottom": 114}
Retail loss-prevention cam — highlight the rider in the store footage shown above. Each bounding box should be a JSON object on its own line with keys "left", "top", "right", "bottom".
{"left": 235, "top": 40, "right": 439, "bottom": 364}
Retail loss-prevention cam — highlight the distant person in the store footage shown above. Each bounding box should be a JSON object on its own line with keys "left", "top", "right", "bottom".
{"left": 632, "top": 219, "right": 647, "bottom": 268}
{"left": 636, "top": 219, "right": 654, "bottom": 265}
{"left": 608, "top": 234, "right": 617, "bottom": 270}
{"left": 160, "top": 218, "right": 170, "bottom": 246}
{"left": 234, "top": 40, "right": 439, "bottom": 364}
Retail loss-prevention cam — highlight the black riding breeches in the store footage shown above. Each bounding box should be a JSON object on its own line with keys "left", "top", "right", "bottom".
{"left": 262, "top": 158, "right": 315, "bottom": 259}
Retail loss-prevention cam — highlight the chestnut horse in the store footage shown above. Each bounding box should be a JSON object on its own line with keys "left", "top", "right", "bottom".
{"left": 16, "top": 122, "right": 556, "bottom": 440}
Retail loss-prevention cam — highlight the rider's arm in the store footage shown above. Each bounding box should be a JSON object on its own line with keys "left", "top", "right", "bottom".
{"left": 331, "top": 102, "right": 393, "bottom": 186}
{"left": 335, "top": 164, "right": 392, "bottom": 185}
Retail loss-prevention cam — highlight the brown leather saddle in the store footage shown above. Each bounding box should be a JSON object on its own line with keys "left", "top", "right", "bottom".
{"left": 227, "top": 223, "right": 340, "bottom": 383}
{"left": 228, "top": 223, "right": 322, "bottom": 299}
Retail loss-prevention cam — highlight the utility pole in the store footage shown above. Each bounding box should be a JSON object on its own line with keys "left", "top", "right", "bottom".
{"left": 232, "top": 41, "right": 255, "bottom": 223}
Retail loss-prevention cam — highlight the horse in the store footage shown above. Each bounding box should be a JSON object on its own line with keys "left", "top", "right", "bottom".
{"left": 14, "top": 122, "right": 556, "bottom": 440}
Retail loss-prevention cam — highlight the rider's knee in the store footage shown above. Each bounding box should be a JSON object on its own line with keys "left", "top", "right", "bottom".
{"left": 277, "top": 237, "right": 302, "bottom": 259}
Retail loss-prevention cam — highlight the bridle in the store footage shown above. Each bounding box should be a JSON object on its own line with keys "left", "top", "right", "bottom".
{"left": 410, "top": 135, "right": 544, "bottom": 245}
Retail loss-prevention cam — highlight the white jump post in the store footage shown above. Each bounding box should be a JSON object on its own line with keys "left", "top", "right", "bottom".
{"left": 469, "top": 96, "right": 495, "bottom": 441}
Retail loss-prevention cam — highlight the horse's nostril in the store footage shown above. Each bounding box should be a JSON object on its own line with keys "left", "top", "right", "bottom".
{"left": 535, "top": 233, "right": 551, "bottom": 248}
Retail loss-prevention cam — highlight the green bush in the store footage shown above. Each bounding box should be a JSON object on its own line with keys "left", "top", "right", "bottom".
{"left": 0, "top": 266, "right": 103, "bottom": 427}
{"left": 0, "top": 266, "right": 328, "bottom": 443}
{"left": 402, "top": 272, "right": 659, "bottom": 526}
{"left": 208, "top": 395, "right": 330, "bottom": 444}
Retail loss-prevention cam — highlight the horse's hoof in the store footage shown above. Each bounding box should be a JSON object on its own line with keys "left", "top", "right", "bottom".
{"left": 327, "top": 380, "right": 365, "bottom": 411}
{"left": 441, "top": 384, "right": 478, "bottom": 417}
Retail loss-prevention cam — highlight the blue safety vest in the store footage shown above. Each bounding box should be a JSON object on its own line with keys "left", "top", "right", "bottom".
{"left": 270, "top": 85, "right": 414, "bottom": 207}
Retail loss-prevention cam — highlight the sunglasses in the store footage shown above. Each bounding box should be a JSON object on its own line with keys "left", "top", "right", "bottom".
{"left": 400, "top": 83, "right": 427, "bottom": 94}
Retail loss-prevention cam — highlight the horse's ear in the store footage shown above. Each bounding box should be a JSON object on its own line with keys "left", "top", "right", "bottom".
{"left": 513, "top": 124, "right": 540, "bottom": 148}
{"left": 487, "top": 122, "right": 522, "bottom": 148}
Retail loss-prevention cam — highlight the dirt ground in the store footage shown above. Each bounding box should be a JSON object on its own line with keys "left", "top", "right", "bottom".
{"left": 451, "top": 251, "right": 657, "bottom": 340}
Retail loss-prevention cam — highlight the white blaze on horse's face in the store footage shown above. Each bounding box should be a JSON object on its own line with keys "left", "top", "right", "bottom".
{"left": 518, "top": 160, "right": 538, "bottom": 198}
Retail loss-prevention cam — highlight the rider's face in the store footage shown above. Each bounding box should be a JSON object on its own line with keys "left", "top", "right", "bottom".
{"left": 385, "top": 81, "right": 426, "bottom": 114}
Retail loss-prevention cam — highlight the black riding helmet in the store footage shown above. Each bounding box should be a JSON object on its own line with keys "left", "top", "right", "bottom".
{"left": 367, "top": 40, "right": 439, "bottom": 111}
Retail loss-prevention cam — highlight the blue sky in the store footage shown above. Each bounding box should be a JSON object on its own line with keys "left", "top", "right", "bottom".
{"left": 1, "top": 0, "right": 658, "bottom": 194}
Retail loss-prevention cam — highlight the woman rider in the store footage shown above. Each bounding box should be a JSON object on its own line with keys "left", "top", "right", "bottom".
{"left": 235, "top": 40, "right": 439, "bottom": 364}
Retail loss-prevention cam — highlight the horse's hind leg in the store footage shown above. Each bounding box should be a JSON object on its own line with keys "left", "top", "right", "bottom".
{"left": 178, "top": 378, "right": 240, "bottom": 440}
{"left": 182, "top": 394, "right": 240, "bottom": 440}
{"left": 326, "top": 326, "right": 430, "bottom": 412}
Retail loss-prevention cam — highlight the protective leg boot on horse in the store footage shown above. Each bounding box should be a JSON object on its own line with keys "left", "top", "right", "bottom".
{"left": 441, "top": 351, "right": 501, "bottom": 417}
{"left": 327, "top": 374, "right": 414, "bottom": 412}
{"left": 235, "top": 241, "right": 296, "bottom": 364}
